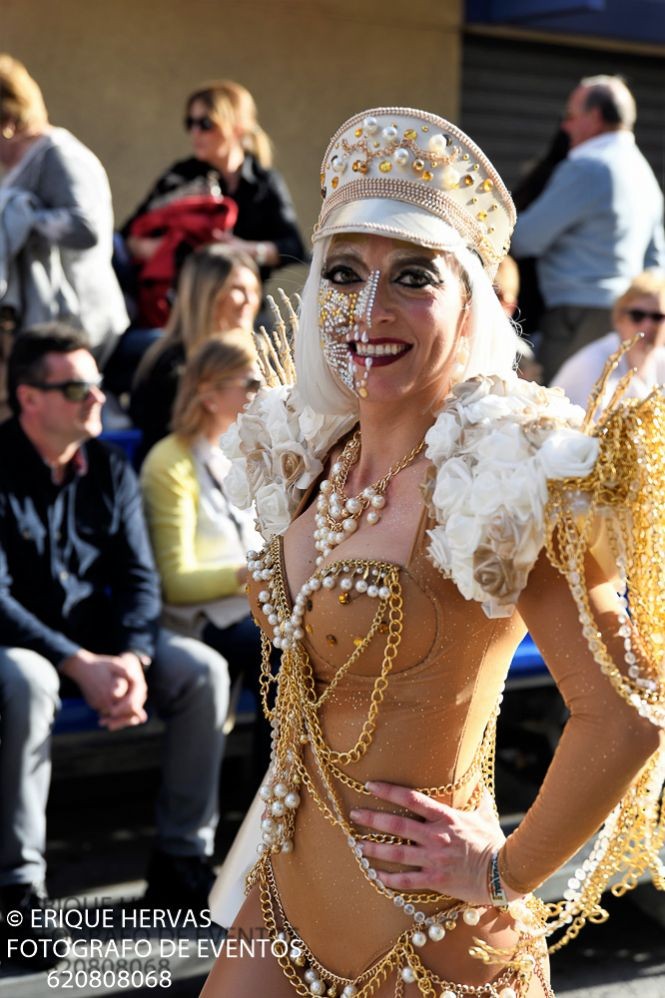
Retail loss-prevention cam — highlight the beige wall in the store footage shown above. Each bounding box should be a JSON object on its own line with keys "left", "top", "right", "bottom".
{"left": 3, "top": 0, "right": 462, "bottom": 290}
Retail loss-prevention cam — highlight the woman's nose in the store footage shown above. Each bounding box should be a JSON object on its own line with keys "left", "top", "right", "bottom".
{"left": 368, "top": 276, "right": 395, "bottom": 325}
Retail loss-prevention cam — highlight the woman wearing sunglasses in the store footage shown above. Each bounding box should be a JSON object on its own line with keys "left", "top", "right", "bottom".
{"left": 122, "top": 80, "right": 305, "bottom": 287}
{"left": 140, "top": 334, "right": 269, "bottom": 778}
{"left": 551, "top": 269, "right": 665, "bottom": 409}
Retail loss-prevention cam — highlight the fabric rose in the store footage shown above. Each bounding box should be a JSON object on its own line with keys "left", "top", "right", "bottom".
{"left": 425, "top": 372, "right": 590, "bottom": 617}
{"left": 255, "top": 482, "right": 292, "bottom": 539}
{"left": 486, "top": 508, "right": 540, "bottom": 564}
{"left": 425, "top": 412, "right": 461, "bottom": 464}
{"left": 464, "top": 393, "right": 528, "bottom": 424}
{"left": 245, "top": 448, "right": 273, "bottom": 500}
{"left": 538, "top": 429, "right": 599, "bottom": 480}
{"left": 468, "top": 470, "right": 507, "bottom": 518}
{"left": 473, "top": 545, "right": 521, "bottom": 601}
{"left": 473, "top": 422, "right": 531, "bottom": 466}
{"left": 238, "top": 411, "right": 270, "bottom": 451}
{"left": 224, "top": 460, "right": 252, "bottom": 509}
{"left": 444, "top": 512, "right": 483, "bottom": 557}
{"left": 427, "top": 525, "right": 452, "bottom": 573}
{"left": 502, "top": 462, "right": 549, "bottom": 521}
{"left": 431, "top": 458, "right": 473, "bottom": 517}
{"left": 274, "top": 440, "right": 324, "bottom": 490}
{"left": 298, "top": 403, "right": 328, "bottom": 442}
{"left": 451, "top": 375, "right": 496, "bottom": 406}
{"left": 220, "top": 421, "right": 241, "bottom": 460}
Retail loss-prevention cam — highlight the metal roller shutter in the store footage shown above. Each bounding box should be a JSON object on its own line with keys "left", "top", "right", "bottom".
{"left": 461, "top": 33, "right": 665, "bottom": 193}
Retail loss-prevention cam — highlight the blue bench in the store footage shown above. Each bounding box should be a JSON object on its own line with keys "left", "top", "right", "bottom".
{"left": 99, "top": 426, "right": 143, "bottom": 468}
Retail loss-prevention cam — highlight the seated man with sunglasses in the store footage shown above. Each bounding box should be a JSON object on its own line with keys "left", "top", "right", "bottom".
{"left": 551, "top": 269, "right": 665, "bottom": 411}
{"left": 0, "top": 323, "right": 230, "bottom": 969}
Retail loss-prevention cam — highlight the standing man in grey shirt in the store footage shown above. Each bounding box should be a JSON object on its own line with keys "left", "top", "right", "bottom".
{"left": 511, "top": 75, "right": 665, "bottom": 384}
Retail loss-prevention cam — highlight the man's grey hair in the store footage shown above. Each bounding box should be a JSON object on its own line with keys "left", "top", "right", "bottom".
{"left": 579, "top": 75, "right": 636, "bottom": 131}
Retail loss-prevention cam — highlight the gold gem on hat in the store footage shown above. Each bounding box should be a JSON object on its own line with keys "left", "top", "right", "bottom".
{"left": 313, "top": 107, "right": 515, "bottom": 276}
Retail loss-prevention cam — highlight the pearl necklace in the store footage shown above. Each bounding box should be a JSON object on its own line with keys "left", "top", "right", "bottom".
{"left": 314, "top": 429, "right": 426, "bottom": 562}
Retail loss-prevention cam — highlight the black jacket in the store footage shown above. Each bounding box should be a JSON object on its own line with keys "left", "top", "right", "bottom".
{"left": 122, "top": 154, "right": 307, "bottom": 281}
{"left": 0, "top": 418, "right": 161, "bottom": 665}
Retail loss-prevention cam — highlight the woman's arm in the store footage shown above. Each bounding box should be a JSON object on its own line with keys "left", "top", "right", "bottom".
{"left": 500, "top": 549, "right": 661, "bottom": 894}
{"left": 352, "top": 548, "right": 661, "bottom": 904}
{"left": 140, "top": 445, "right": 246, "bottom": 604}
{"left": 31, "top": 142, "right": 111, "bottom": 251}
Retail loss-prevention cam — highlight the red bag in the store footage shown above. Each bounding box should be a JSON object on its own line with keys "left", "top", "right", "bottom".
{"left": 129, "top": 194, "right": 238, "bottom": 328}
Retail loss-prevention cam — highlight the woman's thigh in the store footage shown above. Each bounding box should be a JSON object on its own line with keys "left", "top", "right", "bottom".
{"left": 200, "top": 885, "right": 554, "bottom": 997}
{"left": 200, "top": 886, "right": 294, "bottom": 997}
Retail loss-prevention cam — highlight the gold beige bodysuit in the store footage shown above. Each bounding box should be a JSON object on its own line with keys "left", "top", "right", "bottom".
{"left": 236, "top": 461, "right": 662, "bottom": 998}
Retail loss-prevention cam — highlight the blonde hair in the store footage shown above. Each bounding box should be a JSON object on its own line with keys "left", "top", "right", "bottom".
{"left": 295, "top": 231, "right": 522, "bottom": 416}
{"left": 0, "top": 53, "right": 48, "bottom": 133}
{"left": 613, "top": 270, "right": 665, "bottom": 325}
{"left": 186, "top": 79, "right": 273, "bottom": 169}
{"left": 172, "top": 333, "right": 257, "bottom": 440}
{"left": 135, "top": 244, "right": 259, "bottom": 384}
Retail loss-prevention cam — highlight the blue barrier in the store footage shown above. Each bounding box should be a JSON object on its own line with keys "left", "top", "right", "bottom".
{"left": 100, "top": 427, "right": 143, "bottom": 468}
{"left": 54, "top": 698, "right": 100, "bottom": 735}
{"left": 508, "top": 633, "right": 549, "bottom": 685}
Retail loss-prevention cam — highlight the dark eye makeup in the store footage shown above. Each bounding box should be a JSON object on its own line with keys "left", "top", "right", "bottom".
{"left": 322, "top": 258, "right": 444, "bottom": 289}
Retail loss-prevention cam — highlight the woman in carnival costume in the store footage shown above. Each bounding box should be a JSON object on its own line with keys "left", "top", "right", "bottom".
{"left": 201, "top": 108, "right": 665, "bottom": 997}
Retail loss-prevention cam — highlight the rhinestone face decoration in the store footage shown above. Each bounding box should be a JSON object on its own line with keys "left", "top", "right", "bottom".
{"left": 318, "top": 270, "right": 380, "bottom": 395}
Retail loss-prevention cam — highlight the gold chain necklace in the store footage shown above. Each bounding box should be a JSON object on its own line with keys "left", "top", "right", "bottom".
{"left": 314, "top": 429, "right": 426, "bottom": 560}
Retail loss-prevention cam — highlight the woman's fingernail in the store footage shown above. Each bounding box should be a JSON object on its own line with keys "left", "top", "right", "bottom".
{"left": 350, "top": 810, "right": 361, "bottom": 820}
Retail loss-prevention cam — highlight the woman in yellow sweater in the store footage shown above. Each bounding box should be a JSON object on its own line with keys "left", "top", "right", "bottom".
{"left": 140, "top": 334, "right": 268, "bottom": 775}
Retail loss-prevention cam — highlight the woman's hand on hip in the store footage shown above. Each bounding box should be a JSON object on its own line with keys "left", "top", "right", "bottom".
{"left": 350, "top": 781, "right": 513, "bottom": 905}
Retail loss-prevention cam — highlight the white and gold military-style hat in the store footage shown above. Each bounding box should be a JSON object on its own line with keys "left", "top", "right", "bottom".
{"left": 313, "top": 107, "right": 515, "bottom": 278}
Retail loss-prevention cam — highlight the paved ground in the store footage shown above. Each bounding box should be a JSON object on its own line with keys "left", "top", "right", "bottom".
{"left": 1, "top": 738, "right": 665, "bottom": 997}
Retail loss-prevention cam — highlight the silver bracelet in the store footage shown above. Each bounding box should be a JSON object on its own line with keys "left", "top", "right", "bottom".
{"left": 487, "top": 849, "right": 509, "bottom": 906}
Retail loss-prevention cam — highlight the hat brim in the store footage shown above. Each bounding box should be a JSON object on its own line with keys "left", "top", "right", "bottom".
{"left": 313, "top": 198, "right": 466, "bottom": 252}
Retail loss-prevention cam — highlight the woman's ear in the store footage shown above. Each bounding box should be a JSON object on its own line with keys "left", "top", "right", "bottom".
{"left": 198, "top": 383, "right": 218, "bottom": 414}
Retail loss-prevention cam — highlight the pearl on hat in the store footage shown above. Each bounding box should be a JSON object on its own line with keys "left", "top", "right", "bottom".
{"left": 428, "top": 133, "right": 448, "bottom": 154}
{"left": 441, "top": 166, "right": 461, "bottom": 188}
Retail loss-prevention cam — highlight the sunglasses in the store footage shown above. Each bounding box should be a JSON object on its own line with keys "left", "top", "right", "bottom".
{"left": 184, "top": 114, "right": 215, "bottom": 132}
{"left": 26, "top": 378, "right": 103, "bottom": 402}
{"left": 230, "top": 377, "right": 262, "bottom": 392}
{"left": 623, "top": 308, "right": 665, "bottom": 325}
{"left": 215, "top": 376, "right": 262, "bottom": 393}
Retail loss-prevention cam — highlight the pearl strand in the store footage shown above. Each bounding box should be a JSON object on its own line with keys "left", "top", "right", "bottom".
{"left": 313, "top": 430, "right": 425, "bottom": 562}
